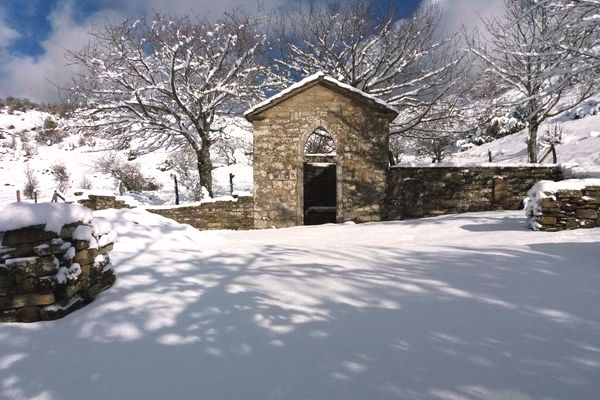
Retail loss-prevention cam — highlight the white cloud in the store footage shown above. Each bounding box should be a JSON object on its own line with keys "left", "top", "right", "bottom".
{"left": 423, "top": 0, "right": 506, "bottom": 34}
{"left": 0, "top": 0, "right": 283, "bottom": 102}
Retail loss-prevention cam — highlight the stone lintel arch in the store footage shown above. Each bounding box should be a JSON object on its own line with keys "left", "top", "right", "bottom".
{"left": 296, "top": 121, "right": 343, "bottom": 225}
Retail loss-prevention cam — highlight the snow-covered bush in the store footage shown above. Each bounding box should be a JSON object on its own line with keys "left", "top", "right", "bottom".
{"left": 23, "top": 164, "right": 40, "bottom": 199}
{"left": 95, "top": 154, "right": 161, "bottom": 193}
{"left": 540, "top": 123, "right": 564, "bottom": 146}
{"left": 36, "top": 117, "right": 66, "bottom": 145}
{"left": 50, "top": 163, "right": 70, "bottom": 193}
{"left": 168, "top": 149, "right": 204, "bottom": 201}
{"left": 22, "top": 142, "right": 38, "bottom": 158}
{"left": 78, "top": 175, "right": 93, "bottom": 190}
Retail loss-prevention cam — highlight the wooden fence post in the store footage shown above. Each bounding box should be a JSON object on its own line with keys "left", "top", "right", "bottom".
{"left": 16, "top": 190, "right": 21, "bottom": 203}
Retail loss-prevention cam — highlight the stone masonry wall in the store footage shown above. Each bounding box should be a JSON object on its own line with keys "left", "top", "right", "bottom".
{"left": 386, "top": 166, "right": 561, "bottom": 219}
{"left": 528, "top": 184, "right": 600, "bottom": 231}
{"left": 147, "top": 196, "right": 254, "bottom": 230}
{"left": 0, "top": 219, "right": 116, "bottom": 322}
{"left": 78, "top": 195, "right": 132, "bottom": 211}
{"left": 251, "top": 84, "right": 395, "bottom": 228}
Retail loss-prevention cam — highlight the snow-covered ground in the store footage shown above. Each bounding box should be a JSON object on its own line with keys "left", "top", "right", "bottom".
{"left": 0, "top": 109, "right": 253, "bottom": 208}
{"left": 451, "top": 113, "right": 600, "bottom": 166}
{"left": 1, "top": 208, "right": 599, "bottom": 400}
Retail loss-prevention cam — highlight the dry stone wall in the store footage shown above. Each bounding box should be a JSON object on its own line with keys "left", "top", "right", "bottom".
{"left": 0, "top": 212, "right": 116, "bottom": 322}
{"left": 386, "top": 166, "right": 561, "bottom": 219}
{"left": 147, "top": 196, "right": 254, "bottom": 230}
{"left": 78, "top": 194, "right": 132, "bottom": 211}
{"left": 527, "top": 180, "right": 600, "bottom": 231}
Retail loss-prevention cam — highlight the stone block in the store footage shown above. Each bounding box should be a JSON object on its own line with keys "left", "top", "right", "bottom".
{"left": 73, "top": 249, "right": 97, "bottom": 266}
{"left": 539, "top": 197, "right": 560, "bottom": 211}
{"left": 538, "top": 216, "right": 557, "bottom": 226}
{"left": 6, "top": 256, "right": 58, "bottom": 277}
{"left": 2, "top": 226, "right": 57, "bottom": 246}
{"left": 17, "top": 306, "right": 41, "bottom": 322}
{"left": 0, "top": 292, "right": 55, "bottom": 309}
{"left": 14, "top": 276, "right": 57, "bottom": 294}
{"left": 556, "top": 190, "right": 582, "bottom": 199}
{"left": 565, "top": 219, "right": 579, "bottom": 230}
{"left": 33, "top": 239, "right": 68, "bottom": 256}
{"left": 41, "top": 295, "right": 86, "bottom": 320}
{"left": 59, "top": 223, "right": 81, "bottom": 240}
{"left": 576, "top": 209, "right": 598, "bottom": 220}
{"left": 0, "top": 308, "right": 18, "bottom": 322}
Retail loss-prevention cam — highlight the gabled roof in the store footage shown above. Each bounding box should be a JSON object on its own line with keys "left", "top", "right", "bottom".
{"left": 244, "top": 72, "right": 398, "bottom": 121}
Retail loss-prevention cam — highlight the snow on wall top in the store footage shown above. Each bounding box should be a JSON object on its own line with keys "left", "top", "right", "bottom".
{"left": 528, "top": 178, "right": 600, "bottom": 198}
{"left": 391, "top": 161, "right": 559, "bottom": 168}
{"left": 244, "top": 72, "right": 398, "bottom": 119}
{"left": 0, "top": 203, "right": 93, "bottom": 234}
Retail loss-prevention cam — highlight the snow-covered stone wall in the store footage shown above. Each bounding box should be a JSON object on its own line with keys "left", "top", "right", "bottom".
{"left": 147, "top": 196, "right": 254, "bottom": 230}
{"left": 78, "top": 194, "right": 132, "bottom": 211}
{"left": 0, "top": 203, "right": 116, "bottom": 322}
{"left": 526, "top": 179, "right": 600, "bottom": 231}
{"left": 386, "top": 166, "right": 561, "bottom": 220}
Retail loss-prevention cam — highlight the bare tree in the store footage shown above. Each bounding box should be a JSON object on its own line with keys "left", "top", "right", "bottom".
{"left": 67, "top": 12, "right": 270, "bottom": 197}
{"left": 271, "top": 0, "right": 465, "bottom": 137}
{"left": 468, "top": 0, "right": 600, "bottom": 162}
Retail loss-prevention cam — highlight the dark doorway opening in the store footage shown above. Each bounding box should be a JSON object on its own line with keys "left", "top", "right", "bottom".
{"left": 303, "top": 163, "right": 336, "bottom": 225}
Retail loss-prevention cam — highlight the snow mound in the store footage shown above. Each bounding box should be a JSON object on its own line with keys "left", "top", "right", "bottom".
{"left": 0, "top": 202, "right": 93, "bottom": 233}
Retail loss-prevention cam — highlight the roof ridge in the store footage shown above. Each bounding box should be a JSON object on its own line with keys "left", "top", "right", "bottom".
{"left": 244, "top": 72, "right": 397, "bottom": 120}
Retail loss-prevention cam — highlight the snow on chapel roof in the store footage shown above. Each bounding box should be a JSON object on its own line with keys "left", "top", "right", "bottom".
{"left": 244, "top": 72, "right": 398, "bottom": 120}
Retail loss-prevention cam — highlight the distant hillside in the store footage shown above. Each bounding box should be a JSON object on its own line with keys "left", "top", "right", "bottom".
{"left": 450, "top": 107, "right": 600, "bottom": 167}
{"left": 0, "top": 106, "right": 253, "bottom": 209}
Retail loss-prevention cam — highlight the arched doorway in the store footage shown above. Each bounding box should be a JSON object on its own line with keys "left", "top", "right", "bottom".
{"left": 302, "top": 127, "right": 337, "bottom": 225}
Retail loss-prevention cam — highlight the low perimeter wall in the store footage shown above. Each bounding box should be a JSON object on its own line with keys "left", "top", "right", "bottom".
{"left": 386, "top": 165, "right": 561, "bottom": 220}
{"left": 78, "top": 194, "right": 132, "bottom": 211}
{"left": 147, "top": 196, "right": 254, "bottom": 230}
{"left": 527, "top": 180, "right": 600, "bottom": 231}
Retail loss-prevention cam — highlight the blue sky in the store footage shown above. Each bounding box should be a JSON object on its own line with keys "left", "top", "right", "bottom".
{"left": 0, "top": 0, "right": 502, "bottom": 102}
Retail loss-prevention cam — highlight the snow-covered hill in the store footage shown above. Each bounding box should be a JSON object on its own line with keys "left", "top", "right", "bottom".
{"left": 451, "top": 104, "right": 600, "bottom": 167}
{"left": 451, "top": 114, "right": 600, "bottom": 166}
{"left": 0, "top": 108, "right": 253, "bottom": 209}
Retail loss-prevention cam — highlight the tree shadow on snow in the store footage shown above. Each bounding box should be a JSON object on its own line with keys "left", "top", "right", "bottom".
{"left": 0, "top": 218, "right": 599, "bottom": 400}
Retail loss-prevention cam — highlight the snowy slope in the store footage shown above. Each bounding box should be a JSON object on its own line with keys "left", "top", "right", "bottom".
{"left": 451, "top": 113, "right": 600, "bottom": 166}
{"left": 0, "top": 208, "right": 599, "bottom": 399}
{"left": 0, "top": 109, "right": 253, "bottom": 208}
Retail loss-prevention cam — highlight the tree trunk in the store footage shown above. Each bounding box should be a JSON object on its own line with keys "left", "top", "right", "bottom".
{"left": 196, "top": 142, "right": 213, "bottom": 198}
{"left": 527, "top": 120, "right": 539, "bottom": 163}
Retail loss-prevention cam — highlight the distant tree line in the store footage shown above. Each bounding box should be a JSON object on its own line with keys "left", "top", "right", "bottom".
{"left": 0, "top": 96, "right": 75, "bottom": 117}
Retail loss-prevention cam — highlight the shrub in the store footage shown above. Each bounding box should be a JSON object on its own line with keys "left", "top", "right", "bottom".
{"left": 95, "top": 154, "right": 161, "bottom": 193}
{"left": 23, "top": 165, "right": 40, "bottom": 199}
{"left": 50, "top": 163, "right": 70, "bottom": 193}
{"left": 79, "top": 175, "right": 93, "bottom": 190}
{"left": 23, "top": 142, "right": 38, "bottom": 157}
{"left": 36, "top": 117, "right": 66, "bottom": 145}
{"left": 167, "top": 148, "right": 203, "bottom": 201}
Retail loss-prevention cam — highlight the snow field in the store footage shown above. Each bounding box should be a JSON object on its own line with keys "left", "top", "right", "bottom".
{"left": 0, "top": 208, "right": 599, "bottom": 400}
